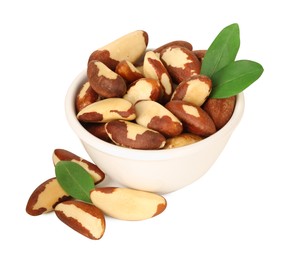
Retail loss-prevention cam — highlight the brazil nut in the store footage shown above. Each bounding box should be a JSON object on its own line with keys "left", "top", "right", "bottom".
{"left": 164, "top": 133, "right": 203, "bottom": 149}
{"left": 77, "top": 98, "right": 136, "bottom": 123}
{"left": 171, "top": 74, "right": 212, "bottom": 106}
{"left": 90, "top": 187, "right": 167, "bottom": 221}
{"left": 55, "top": 200, "right": 105, "bottom": 240}
{"left": 123, "top": 78, "right": 162, "bottom": 104}
{"left": 105, "top": 120, "right": 166, "bottom": 149}
{"left": 88, "top": 30, "right": 149, "bottom": 70}
{"left": 53, "top": 148, "right": 105, "bottom": 184}
{"left": 26, "top": 177, "right": 70, "bottom": 216}
{"left": 154, "top": 40, "right": 193, "bottom": 56}
{"left": 202, "top": 96, "right": 236, "bottom": 130}
{"left": 165, "top": 100, "right": 216, "bottom": 137}
{"left": 143, "top": 50, "right": 173, "bottom": 103}
{"left": 115, "top": 60, "right": 144, "bottom": 84}
{"left": 83, "top": 123, "right": 111, "bottom": 142}
{"left": 75, "top": 81, "right": 99, "bottom": 113}
{"left": 135, "top": 100, "right": 183, "bottom": 137}
{"left": 87, "top": 60, "right": 127, "bottom": 98}
{"left": 160, "top": 46, "right": 201, "bottom": 84}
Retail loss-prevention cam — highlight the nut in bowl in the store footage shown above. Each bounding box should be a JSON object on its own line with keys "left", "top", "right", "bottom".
{"left": 65, "top": 69, "right": 245, "bottom": 194}
{"left": 26, "top": 25, "right": 263, "bottom": 241}
{"left": 65, "top": 25, "right": 263, "bottom": 194}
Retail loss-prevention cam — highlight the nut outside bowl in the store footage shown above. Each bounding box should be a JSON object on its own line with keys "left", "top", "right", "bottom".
{"left": 65, "top": 70, "right": 245, "bottom": 194}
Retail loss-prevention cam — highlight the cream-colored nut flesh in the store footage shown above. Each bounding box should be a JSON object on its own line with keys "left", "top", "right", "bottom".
{"left": 55, "top": 200, "right": 105, "bottom": 240}
{"left": 171, "top": 75, "right": 212, "bottom": 106}
{"left": 160, "top": 46, "right": 201, "bottom": 83}
{"left": 182, "top": 104, "right": 200, "bottom": 118}
{"left": 143, "top": 51, "right": 173, "bottom": 98}
{"left": 77, "top": 98, "right": 136, "bottom": 123}
{"left": 161, "top": 47, "right": 189, "bottom": 69}
{"left": 99, "top": 30, "right": 148, "bottom": 63}
{"left": 90, "top": 187, "right": 167, "bottom": 221}
{"left": 164, "top": 133, "right": 203, "bottom": 149}
{"left": 123, "top": 78, "right": 161, "bottom": 104}
{"left": 179, "top": 78, "right": 210, "bottom": 105}
{"left": 134, "top": 100, "right": 183, "bottom": 137}
{"left": 135, "top": 100, "right": 181, "bottom": 126}
{"left": 26, "top": 178, "right": 69, "bottom": 216}
{"left": 94, "top": 61, "right": 118, "bottom": 79}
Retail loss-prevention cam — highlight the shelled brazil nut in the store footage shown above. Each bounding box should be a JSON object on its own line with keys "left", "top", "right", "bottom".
{"left": 55, "top": 200, "right": 106, "bottom": 240}
{"left": 52, "top": 148, "right": 105, "bottom": 184}
{"left": 26, "top": 148, "right": 167, "bottom": 239}
{"left": 76, "top": 30, "right": 237, "bottom": 150}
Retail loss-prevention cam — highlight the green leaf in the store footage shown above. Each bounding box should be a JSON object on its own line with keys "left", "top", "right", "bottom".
{"left": 201, "top": 23, "right": 240, "bottom": 77}
{"left": 210, "top": 60, "right": 264, "bottom": 98}
{"left": 55, "top": 161, "right": 95, "bottom": 203}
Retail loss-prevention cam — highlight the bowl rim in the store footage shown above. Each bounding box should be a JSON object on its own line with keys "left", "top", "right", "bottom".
{"left": 65, "top": 69, "right": 245, "bottom": 161}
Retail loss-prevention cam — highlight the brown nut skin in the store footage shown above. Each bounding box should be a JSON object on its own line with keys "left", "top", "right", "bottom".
{"left": 193, "top": 50, "right": 207, "bottom": 63}
{"left": 171, "top": 75, "right": 212, "bottom": 107}
{"left": 26, "top": 178, "right": 70, "bottom": 216}
{"left": 115, "top": 60, "right": 144, "bottom": 84}
{"left": 53, "top": 149, "right": 105, "bottom": 184}
{"left": 55, "top": 200, "right": 105, "bottom": 240}
{"left": 160, "top": 46, "right": 201, "bottom": 84}
{"left": 165, "top": 100, "right": 216, "bottom": 137}
{"left": 143, "top": 50, "right": 173, "bottom": 103}
{"left": 202, "top": 96, "right": 236, "bottom": 130}
{"left": 154, "top": 40, "right": 193, "bottom": 56}
{"left": 164, "top": 133, "right": 203, "bottom": 149}
{"left": 105, "top": 120, "right": 166, "bottom": 150}
{"left": 135, "top": 100, "right": 183, "bottom": 137}
{"left": 90, "top": 187, "right": 167, "bottom": 221}
{"left": 87, "top": 60, "right": 127, "bottom": 98}
{"left": 123, "top": 78, "right": 162, "bottom": 104}
{"left": 83, "top": 123, "right": 111, "bottom": 142}
{"left": 75, "top": 81, "right": 99, "bottom": 113}
{"left": 77, "top": 98, "right": 136, "bottom": 123}
{"left": 88, "top": 30, "right": 149, "bottom": 71}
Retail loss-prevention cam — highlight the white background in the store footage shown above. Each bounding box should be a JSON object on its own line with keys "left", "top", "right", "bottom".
{"left": 1, "top": 0, "right": 288, "bottom": 259}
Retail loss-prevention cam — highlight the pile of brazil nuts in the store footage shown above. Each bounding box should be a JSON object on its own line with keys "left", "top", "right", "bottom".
{"left": 76, "top": 30, "right": 236, "bottom": 149}
{"left": 26, "top": 149, "right": 167, "bottom": 240}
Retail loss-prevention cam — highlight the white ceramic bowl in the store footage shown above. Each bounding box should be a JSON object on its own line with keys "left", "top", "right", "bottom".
{"left": 65, "top": 70, "right": 245, "bottom": 194}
